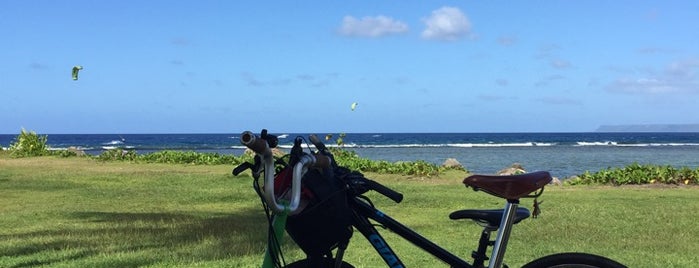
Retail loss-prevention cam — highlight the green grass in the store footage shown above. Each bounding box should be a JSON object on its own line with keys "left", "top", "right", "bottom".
{"left": 1, "top": 156, "right": 698, "bottom": 267}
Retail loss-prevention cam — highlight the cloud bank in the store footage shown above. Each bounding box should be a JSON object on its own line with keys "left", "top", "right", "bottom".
{"left": 339, "top": 6, "right": 472, "bottom": 41}
{"left": 606, "top": 59, "right": 699, "bottom": 95}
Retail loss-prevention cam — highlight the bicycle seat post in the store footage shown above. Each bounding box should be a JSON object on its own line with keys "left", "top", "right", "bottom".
{"left": 488, "top": 199, "right": 519, "bottom": 268}
{"left": 461, "top": 171, "right": 552, "bottom": 268}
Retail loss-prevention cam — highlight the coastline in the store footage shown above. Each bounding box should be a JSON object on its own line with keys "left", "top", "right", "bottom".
{"left": 2, "top": 132, "right": 698, "bottom": 178}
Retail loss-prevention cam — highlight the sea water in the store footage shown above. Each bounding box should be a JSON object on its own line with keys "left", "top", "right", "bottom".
{"left": 1, "top": 132, "right": 698, "bottom": 177}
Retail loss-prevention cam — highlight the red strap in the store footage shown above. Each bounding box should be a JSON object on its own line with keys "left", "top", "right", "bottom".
{"left": 274, "top": 167, "right": 314, "bottom": 200}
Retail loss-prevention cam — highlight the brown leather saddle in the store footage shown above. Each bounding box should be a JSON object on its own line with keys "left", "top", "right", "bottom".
{"left": 462, "top": 171, "right": 552, "bottom": 200}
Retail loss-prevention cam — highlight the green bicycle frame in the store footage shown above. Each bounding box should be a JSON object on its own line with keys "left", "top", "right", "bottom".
{"left": 262, "top": 207, "right": 289, "bottom": 268}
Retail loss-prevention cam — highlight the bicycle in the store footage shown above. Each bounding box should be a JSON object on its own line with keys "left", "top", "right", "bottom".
{"left": 233, "top": 130, "right": 626, "bottom": 268}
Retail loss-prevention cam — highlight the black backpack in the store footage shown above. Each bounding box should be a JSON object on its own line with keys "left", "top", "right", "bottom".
{"left": 276, "top": 151, "right": 353, "bottom": 258}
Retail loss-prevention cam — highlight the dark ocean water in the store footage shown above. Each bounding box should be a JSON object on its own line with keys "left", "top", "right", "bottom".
{"left": 2, "top": 132, "right": 698, "bottom": 177}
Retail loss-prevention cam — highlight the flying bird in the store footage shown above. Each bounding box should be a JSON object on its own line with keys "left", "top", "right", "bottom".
{"left": 351, "top": 102, "right": 358, "bottom": 111}
{"left": 72, "top": 65, "right": 83, "bottom": 80}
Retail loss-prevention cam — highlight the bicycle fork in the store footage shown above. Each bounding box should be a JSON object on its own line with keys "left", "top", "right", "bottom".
{"left": 488, "top": 200, "right": 520, "bottom": 268}
{"left": 262, "top": 210, "right": 289, "bottom": 268}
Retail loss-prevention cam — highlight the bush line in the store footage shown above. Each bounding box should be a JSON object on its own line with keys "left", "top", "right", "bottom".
{"left": 565, "top": 162, "right": 699, "bottom": 185}
{"left": 4, "top": 130, "right": 459, "bottom": 177}
{"left": 5, "top": 130, "right": 699, "bottom": 184}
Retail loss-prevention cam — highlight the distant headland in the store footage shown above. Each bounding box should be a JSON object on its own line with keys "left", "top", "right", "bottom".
{"left": 595, "top": 124, "right": 699, "bottom": 132}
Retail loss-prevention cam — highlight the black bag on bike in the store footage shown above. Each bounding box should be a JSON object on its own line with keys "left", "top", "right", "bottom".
{"left": 281, "top": 163, "right": 353, "bottom": 257}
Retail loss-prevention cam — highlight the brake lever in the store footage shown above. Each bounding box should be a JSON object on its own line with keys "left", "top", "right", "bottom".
{"left": 231, "top": 155, "right": 263, "bottom": 180}
{"left": 232, "top": 162, "right": 253, "bottom": 176}
{"left": 260, "top": 129, "right": 278, "bottom": 148}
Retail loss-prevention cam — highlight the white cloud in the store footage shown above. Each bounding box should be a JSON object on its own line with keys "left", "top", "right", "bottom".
{"left": 170, "top": 37, "right": 191, "bottom": 46}
{"left": 607, "top": 78, "right": 681, "bottom": 94}
{"left": 240, "top": 72, "right": 263, "bottom": 87}
{"left": 478, "top": 94, "right": 517, "bottom": 101}
{"left": 666, "top": 60, "right": 699, "bottom": 79}
{"left": 421, "top": 7, "right": 471, "bottom": 41}
{"left": 296, "top": 74, "right": 315, "bottom": 81}
{"left": 550, "top": 59, "right": 572, "bottom": 69}
{"left": 535, "top": 96, "right": 583, "bottom": 106}
{"left": 606, "top": 59, "right": 699, "bottom": 95}
{"left": 338, "top": 15, "right": 408, "bottom": 37}
{"left": 535, "top": 74, "right": 566, "bottom": 87}
{"left": 497, "top": 36, "right": 517, "bottom": 46}
{"left": 495, "top": 79, "right": 509, "bottom": 87}
{"left": 535, "top": 44, "right": 560, "bottom": 60}
{"left": 28, "top": 62, "right": 49, "bottom": 70}
{"left": 637, "top": 47, "right": 676, "bottom": 55}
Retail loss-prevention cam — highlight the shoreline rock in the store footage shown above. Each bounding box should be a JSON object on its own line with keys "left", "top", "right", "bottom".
{"left": 497, "top": 163, "right": 526, "bottom": 175}
{"left": 68, "top": 146, "right": 86, "bottom": 157}
{"left": 441, "top": 158, "right": 463, "bottom": 169}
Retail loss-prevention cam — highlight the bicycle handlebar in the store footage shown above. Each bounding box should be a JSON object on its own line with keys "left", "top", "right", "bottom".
{"left": 309, "top": 135, "right": 403, "bottom": 203}
{"left": 365, "top": 179, "right": 404, "bottom": 203}
{"left": 240, "top": 131, "right": 330, "bottom": 214}
{"left": 240, "top": 131, "right": 270, "bottom": 156}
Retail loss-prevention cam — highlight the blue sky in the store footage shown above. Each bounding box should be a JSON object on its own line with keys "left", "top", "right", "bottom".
{"left": 2, "top": 1, "right": 698, "bottom": 133}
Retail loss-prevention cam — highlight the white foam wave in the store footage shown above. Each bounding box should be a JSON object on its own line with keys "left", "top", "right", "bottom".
{"left": 241, "top": 142, "right": 555, "bottom": 149}
{"left": 103, "top": 140, "right": 124, "bottom": 145}
{"left": 48, "top": 146, "right": 95, "bottom": 151}
{"left": 576, "top": 141, "right": 618, "bottom": 146}
{"left": 276, "top": 144, "right": 347, "bottom": 149}
{"left": 102, "top": 145, "right": 135, "bottom": 150}
{"left": 664, "top": 143, "right": 699, "bottom": 146}
{"left": 577, "top": 141, "right": 699, "bottom": 147}
{"left": 452, "top": 142, "right": 555, "bottom": 147}
{"left": 233, "top": 140, "right": 699, "bottom": 150}
{"left": 617, "top": 143, "right": 699, "bottom": 147}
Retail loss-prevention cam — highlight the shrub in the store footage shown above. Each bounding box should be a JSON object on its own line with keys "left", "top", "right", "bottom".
{"left": 566, "top": 163, "right": 699, "bottom": 185}
{"left": 138, "top": 150, "right": 244, "bottom": 165}
{"left": 56, "top": 150, "right": 78, "bottom": 157}
{"left": 97, "top": 148, "right": 137, "bottom": 161}
{"left": 331, "top": 148, "right": 444, "bottom": 177}
{"left": 9, "top": 129, "right": 49, "bottom": 158}
{"left": 93, "top": 149, "right": 252, "bottom": 166}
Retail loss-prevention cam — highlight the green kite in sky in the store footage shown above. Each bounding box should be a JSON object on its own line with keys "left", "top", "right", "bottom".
{"left": 72, "top": 65, "right": 83, "bottom": 80}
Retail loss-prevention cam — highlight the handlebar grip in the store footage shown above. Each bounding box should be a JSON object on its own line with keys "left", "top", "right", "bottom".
{"left": 366, "top": 179, "right": 403, "bottom": 203}
{"left": 240, "top": 131, "right": 269, "bottom": 155}
{"left": 309, "top": 134, "right": 329, "bottom": 152}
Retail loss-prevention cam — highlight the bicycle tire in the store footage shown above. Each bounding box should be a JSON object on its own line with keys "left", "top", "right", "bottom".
{"left": 521, "top": 252, "right": 626, "bottom": 268}
{"left": 284, "top": 258, "right": 355, "bottom": 268}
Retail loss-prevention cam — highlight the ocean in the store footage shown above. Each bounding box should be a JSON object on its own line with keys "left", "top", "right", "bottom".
{"left": 2, "top": 132, "right": 699, "bottom": 178}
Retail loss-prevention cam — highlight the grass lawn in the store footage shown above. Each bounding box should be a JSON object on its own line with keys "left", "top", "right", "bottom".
{"left": 1, "top": 155, "right": 698, "bottom": 267}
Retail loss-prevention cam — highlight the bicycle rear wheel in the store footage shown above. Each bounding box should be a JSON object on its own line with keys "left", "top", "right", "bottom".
{"left": 284, "top": 257, "right": 354, "bottom": 268}
{"left": 522, "top": 253, "right": 626, "bottom": 268}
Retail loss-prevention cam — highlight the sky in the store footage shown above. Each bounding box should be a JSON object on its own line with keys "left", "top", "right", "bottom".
{"left": 2, "top": 1, "right": 698, "bottom": 134}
